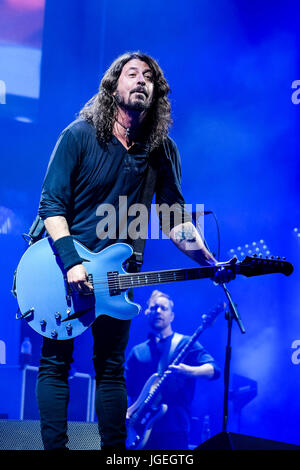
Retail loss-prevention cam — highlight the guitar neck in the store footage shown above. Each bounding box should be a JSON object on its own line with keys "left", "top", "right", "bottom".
{"left": 119, "top": 256, "right": 293, "bottom": 290}
{"left": 142, "top": 323, "right": 210, "bottom": 407}
{"left": 119, "top": 266, "right": 216, "bottom": 289}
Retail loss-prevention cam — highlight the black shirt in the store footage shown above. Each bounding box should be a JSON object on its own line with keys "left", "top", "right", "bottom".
{"left": 125, "top": 333, "right": 220, "bottom": 434}
{"left": 38, "top": 118, "right": 190, "bottom": 252}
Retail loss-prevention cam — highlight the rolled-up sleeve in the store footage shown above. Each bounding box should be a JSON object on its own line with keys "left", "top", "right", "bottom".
{"left": 38, "top": 129, "right": 80, "bottom": 220}
{"left": 189, "top": 340, "right": 221, "bottom": 380}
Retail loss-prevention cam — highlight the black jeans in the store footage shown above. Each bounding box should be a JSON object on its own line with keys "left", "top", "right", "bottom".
{"left": 36, "top": 315, "right": 131, "bottom": 450}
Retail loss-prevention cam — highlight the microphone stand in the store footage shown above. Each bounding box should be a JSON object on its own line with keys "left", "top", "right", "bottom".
{"left": 221, "top": 282, "right": 245, "bottom": 433}
{"left": 192, "top": 211, "right": 246, "bottom": 432}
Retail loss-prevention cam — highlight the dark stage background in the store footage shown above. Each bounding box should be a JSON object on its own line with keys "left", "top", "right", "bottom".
{"left": 0, "top": 0, "right": 299, "bottom": 447}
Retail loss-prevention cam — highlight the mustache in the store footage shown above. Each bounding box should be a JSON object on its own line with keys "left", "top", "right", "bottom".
{"left": 131, "top": 87, "right": 148, "bottom": 97}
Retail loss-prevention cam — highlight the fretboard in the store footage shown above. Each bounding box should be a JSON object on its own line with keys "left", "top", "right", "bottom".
{"left": 119, "top": 266, "right": 216, "bottom": 289}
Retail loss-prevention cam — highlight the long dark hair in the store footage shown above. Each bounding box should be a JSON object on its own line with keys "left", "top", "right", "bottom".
{"left": 79, "top": 51, "right": 172, "bottom": 151}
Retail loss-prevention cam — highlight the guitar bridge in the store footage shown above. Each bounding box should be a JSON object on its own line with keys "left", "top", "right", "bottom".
{"left": 107, "top": 271, "right": 121, "bottom": 296}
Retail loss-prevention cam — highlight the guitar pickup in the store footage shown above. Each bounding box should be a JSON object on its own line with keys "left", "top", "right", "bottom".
{"left": 63, "top": 275, "right": 73, "bottom": 306}
{"left": 107, "top": 271, "right": 121, "bottom": 296}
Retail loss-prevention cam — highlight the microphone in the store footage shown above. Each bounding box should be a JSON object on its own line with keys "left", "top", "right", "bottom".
{"left": 192, "top": 210, "right": 213, "bottom": 220}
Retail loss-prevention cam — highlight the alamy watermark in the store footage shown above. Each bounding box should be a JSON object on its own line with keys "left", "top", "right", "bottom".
{"left": 0, "top": 80, "right": 6, "bottom": 104}
{"left": 291, "top": 340, "right": 300, "bottom": 365}
{"left": 95, "top": 196, "right": 205, "bottom": 245}
{"left": 291, "top": 80, "right": 300, "bottom": 105}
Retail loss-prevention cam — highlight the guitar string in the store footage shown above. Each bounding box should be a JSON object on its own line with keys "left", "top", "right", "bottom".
{"left": 89, "top": 273, "right": 197, "bottom": 282}
{"left": 68, "top": 262, "right": 277, "bottom": 293}
{"left": 81, "top": 264, "right": 253, "bottom": 292}
{"left": 91, "top": 273, "right": 211, "bottom": 283}
{"left": 89, "top": 271, "right": 210, "bottom": 283}
{"left": 69, "top": 276, "right": 186, "bottom": 293}
{"left": 92, "top": 267, "right": 220, "bottom": 288}
{"left": 90, "top": 261, "right": 276, "bottom": 285}
{"left": 90, "top": 267, "right": 216, "bottom": 284}
{"left": 92, "top": 273, "right": 206, "bottom": 288}
{"left": 71, "top": 276, "right": 194, "bottom": 295}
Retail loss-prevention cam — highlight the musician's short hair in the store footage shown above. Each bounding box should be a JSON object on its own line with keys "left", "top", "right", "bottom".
{"left": 146, "top": 290, "right": 174, "bottom": 310}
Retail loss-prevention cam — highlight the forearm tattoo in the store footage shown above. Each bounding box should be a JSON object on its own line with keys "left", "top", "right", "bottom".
{"left": 174, "top": 225, "right": 197, "bottom": 243}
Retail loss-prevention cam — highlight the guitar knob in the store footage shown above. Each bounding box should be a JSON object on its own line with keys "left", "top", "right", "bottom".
{"left": 51, "top": 330, "right": 58, "bottom": 339}
{"left": 66, "top": 323, "right": 73, "bottom": 335}
{"left": 55, "top": 312, "right": 61, "bottom": 325}
{"left": 40, "top": 319, "right": 47, "bottom": 331}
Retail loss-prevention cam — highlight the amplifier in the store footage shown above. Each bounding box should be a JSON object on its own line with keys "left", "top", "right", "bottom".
{"left": 0, "top": 364, "right": 93, "bottom": 421}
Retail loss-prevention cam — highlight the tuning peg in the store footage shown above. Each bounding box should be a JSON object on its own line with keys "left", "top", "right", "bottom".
{"left": 40, "top": 319, "right": 47, "bottom": 331}
{"left": 276, "top": 256, "right": 281, "bottom": 260}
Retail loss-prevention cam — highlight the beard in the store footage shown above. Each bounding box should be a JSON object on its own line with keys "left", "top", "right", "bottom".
{"left": 114, "top": 90, "right": 151, "bottom": 112}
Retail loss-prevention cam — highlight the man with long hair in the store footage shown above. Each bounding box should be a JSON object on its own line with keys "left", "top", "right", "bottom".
{"left": 36, "top": 51, "right": 235, "bottom": 450}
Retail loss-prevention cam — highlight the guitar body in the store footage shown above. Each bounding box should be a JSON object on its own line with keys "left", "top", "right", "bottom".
{"left": 15, "top": 238, "right": 140, "bottom": 340}
{"left": 126, "top": 373, "right": 168, "bottom": 450}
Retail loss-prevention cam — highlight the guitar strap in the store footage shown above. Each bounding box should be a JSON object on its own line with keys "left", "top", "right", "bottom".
{"left": 125, "top": 150, "right": 157, "bottom": 273}
{"left": 124, "top": 137, "right": 175, "bottom": 273}
{"left": 23, "top": 214, "right": 46, "bottom": 246}
{"left": 157, "top": 332, "right": 184, "bottom": 375}
{"left": 126, "top": 138, "right": 176, "bottom": 273}
{"left": 168, "top": 332, "right": 184, "bottom": 363}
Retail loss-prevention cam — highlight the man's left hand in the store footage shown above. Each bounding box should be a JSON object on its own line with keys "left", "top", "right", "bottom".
{"left": 212, "top": 256, "right": 237, "bottom": 284}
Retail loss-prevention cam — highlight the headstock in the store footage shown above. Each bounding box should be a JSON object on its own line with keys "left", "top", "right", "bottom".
{"left": 200, "top": 301, "right": 227, "bottom": 327}
{"left": 229, "top": 239, "right": 293, "bottom": 277}
{"left": 238, "top": 254, "right": 293, "bottom": 277}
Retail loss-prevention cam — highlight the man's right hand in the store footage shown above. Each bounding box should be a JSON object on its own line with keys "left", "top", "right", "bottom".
{"left": 67, "top": 264, "right": 94, "bottom": 294}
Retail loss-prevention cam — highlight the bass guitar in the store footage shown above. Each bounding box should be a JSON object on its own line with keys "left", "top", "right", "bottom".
{"left": 126, "top": 302, "right": 226, "bottom": 450}
{"left": 15, "top": 238, "right": 293, "bottom": 340}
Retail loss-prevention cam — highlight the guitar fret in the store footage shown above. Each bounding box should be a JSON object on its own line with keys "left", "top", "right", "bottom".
{"left": 120, "top": 269, "right": 203, "bottom": 289}
{"left": 118, "top": 254, "right": 293, "bottom": 292}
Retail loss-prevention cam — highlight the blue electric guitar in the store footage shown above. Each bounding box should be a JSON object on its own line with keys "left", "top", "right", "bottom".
{"left": 15, "top": 238, "right": 293, "bottom": 340}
